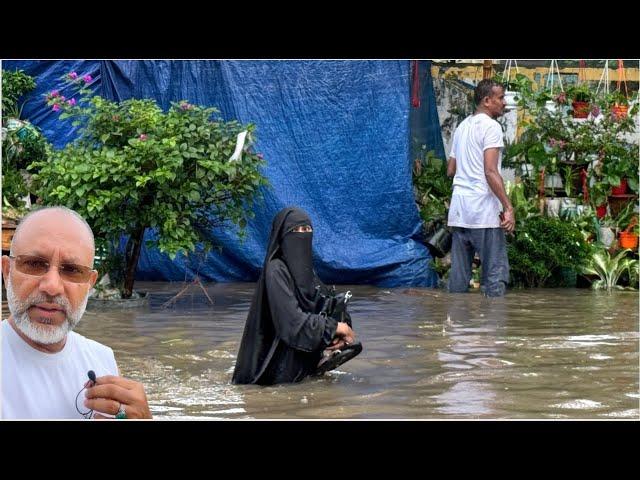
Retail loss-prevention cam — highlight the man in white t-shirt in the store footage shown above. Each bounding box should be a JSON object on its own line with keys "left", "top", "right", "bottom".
{"left": 1, "top": 206, "right": 152, "bottom": 419}
{"left": 446, "top": 79, "right": 515, "bottom": 297}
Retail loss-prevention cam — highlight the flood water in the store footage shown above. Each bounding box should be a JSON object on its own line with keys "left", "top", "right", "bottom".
{"left": 76, "top": 282, "right": 639, "bottom": 419}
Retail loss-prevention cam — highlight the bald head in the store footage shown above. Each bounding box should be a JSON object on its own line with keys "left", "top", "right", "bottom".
{"left": 10, "top": 207, "right": 95, "bottom": 264}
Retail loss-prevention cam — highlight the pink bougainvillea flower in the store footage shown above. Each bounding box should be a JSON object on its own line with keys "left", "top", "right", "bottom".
{"left": 68, "top": 72, "right": 78, "bottom": 80}
{"left": 555, "top": 92, "right": 566, "bottom": 104}
{"left": 52, "top": 104, "right": 61, "bottom": 112}
{"left": 50, "top": 89, "right": 60, "bottom": 98}
{"left": 67, "top": 98, "right": 77, "bottom": 106}
{"left": 139, "top": 134, "right": 148, "bottom": 141}
{"left": 83, "top": 74, "right": 92, "bottom": 83}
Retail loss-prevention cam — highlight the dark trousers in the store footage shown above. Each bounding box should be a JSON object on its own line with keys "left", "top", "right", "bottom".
{"left": 448, "top": 227, "right": 509, "bottom": 297}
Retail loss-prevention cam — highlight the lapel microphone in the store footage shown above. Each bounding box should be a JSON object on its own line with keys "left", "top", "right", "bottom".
{"left": 76, "top": 370, "right": 97, "bottom": 418}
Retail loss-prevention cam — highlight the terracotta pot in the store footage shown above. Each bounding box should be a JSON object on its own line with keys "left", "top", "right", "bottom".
{"left": 619, "top": 232, "right": 638, "bottom": 249}
{"left": 612, "top": 104, "right": 628, "bottom": 119}
{"left": 572, "top": 101, "right": 590, "bottom": 118}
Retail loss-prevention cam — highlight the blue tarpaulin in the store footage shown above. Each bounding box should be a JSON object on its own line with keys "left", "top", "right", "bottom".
{"left": 4, "top": 60, "right": 443, "bottom": 287}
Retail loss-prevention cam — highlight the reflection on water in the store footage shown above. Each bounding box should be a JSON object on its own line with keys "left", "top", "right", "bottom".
{"left": 75, "top": 282, "right": 639, "bottom": 419}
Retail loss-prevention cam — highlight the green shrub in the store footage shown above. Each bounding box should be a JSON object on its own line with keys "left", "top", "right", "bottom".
{"left": 508, "top": 216, "right": 591, "bottom": 287}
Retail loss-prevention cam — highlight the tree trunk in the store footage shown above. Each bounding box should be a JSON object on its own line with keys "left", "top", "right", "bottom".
{"left": 122, "top": 226, "right": 145, "bottom": 299}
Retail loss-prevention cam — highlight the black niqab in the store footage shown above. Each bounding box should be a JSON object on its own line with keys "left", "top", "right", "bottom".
{"left": 279, "top": 209, "right": 316, "bottom": 310}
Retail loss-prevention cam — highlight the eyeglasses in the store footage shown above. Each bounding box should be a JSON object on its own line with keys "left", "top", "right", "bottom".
{"left": 9, "top": 255, "right": 95, "bottom": 284}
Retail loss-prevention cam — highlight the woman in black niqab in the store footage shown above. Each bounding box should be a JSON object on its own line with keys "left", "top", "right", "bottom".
{"left": 232, "top": 207, "right": 345, "bottom": 385}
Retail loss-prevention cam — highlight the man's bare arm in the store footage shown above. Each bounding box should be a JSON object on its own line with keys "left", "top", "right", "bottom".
{"left": 484, "top": 147, "right": 515, "bottom": 232}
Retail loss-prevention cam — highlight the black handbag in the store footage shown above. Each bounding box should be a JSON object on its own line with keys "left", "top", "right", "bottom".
{"left": 315, "top": 285, "right": 353, "bottom": 326}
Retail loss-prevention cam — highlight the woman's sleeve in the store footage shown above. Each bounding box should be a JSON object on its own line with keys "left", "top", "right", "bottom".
{"left": 266, "top": 261, "right": 338, "bottom": 352}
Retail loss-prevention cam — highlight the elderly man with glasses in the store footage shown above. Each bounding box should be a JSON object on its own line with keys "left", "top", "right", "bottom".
{"left": 1, "top": 206, "right": 152, "bottom": 419}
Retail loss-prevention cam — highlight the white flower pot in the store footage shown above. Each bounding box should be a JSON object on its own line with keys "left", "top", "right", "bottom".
{"left": 599, "top": 227, "right": 615, "bottom": 248}
{"left": 544, "top": 173, "right": 563, "bottom": 189}
{"left": 545, "top": 198, "right": 561, "bottom": 217}
{"left": 504, "top": 90, "right": 518, "bottom": 110}
{"left": 545, "top": 100, "right": 556, "bottom": 112}
{"left": 519, "top": 163, "right": 534, "bottom": 177}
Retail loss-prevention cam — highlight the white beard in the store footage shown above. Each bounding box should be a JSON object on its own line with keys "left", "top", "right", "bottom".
{"left": 5, "top": 276, "right": 89, "bottom": 345}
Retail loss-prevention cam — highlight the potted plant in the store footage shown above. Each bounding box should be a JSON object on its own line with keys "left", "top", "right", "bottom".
{"left": 606, "top": 90, "right": 630, "bottom": 119}
{"left": 493, "top": 72, "right": 532, "bottom": 111}
{"left": 566, "top": 84, "right": 593, "bottom": 119}
{"left": 2, "top": 69, "right": 36, "bottom": 119}
{"left": 412, "top": 150, "right": 453, "bottom": 259}
{"left": 615, "top": 203, "right": 639, "bottom": 250}
{"left": 589, "top": 181, "right": 609, "bottom": 219}
{"left": 507, "top": 216, "right": 590, "bottom": 288}
{"left": 582, "top": 247, "right": 638, "bottom": 290}
{"left": 1, "top": 69, "right": 49, "bottom": 229}
{"left": 601, "top": 142, "right": 639, "bottom": 196}
{"left": 618, "top": 219, "right": 638, "bottom": 250}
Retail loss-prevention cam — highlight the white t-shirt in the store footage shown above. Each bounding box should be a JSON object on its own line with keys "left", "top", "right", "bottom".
{"left": 447, "top": 113, "right": 505, "bottom": 228}
{"left": 1, "top": 319, "right": 118, "bottom": 419}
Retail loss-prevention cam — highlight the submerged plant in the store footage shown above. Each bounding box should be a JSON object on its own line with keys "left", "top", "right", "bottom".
{"left": 582, "top": 248, "right": 637, "bottom": 291}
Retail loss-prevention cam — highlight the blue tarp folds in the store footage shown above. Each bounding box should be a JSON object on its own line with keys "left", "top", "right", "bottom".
{"left": 4, "top": 60, "right": 443, "bottom": 287}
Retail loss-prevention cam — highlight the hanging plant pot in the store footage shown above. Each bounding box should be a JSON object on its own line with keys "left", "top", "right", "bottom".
{"left": 504, "top": 90, "right": 518, "bottom": 110}
{"left": 544, "top": 100, "right": 557, "bottom": 112}
{"left": 611, "top": 178, "right": 628, "bottom": 195}
{"left": 619, "top": 232, "right": 638, "bottom": 250}
{"left": 571, "top": 101, "right": 590, "bottom": 118}
{"left": 611, "top": 104, "right": 629, "bottom": 119}
{"left": 596, "top": 204, "right": 607, "bottom": 219}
